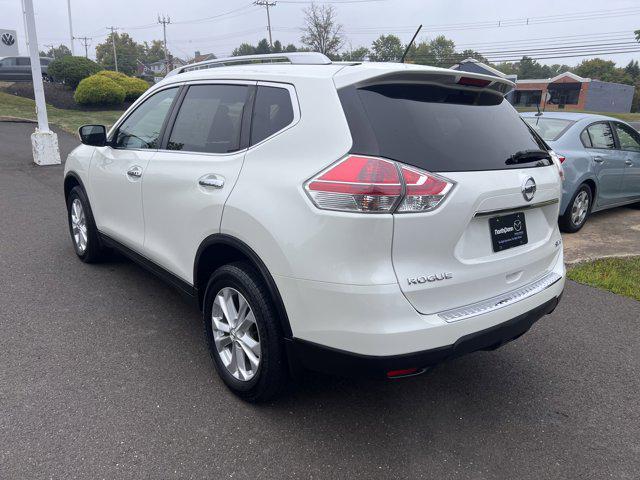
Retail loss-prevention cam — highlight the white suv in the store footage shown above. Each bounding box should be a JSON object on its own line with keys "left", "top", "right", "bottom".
{"left": 64, "top": 53, "right": 565, "bottom": 401}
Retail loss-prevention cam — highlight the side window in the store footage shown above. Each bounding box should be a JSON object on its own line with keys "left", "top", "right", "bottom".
{"left": 251, "top": 86, "right": 294, "bottom": 145}
{"left": 586, "top": 123, "right": 615, "bottom": 150}
{"left": 613, "top": 123, "right": 640, "bottom": 152}
{"left": 580, "top": 129, "right": 592, "bottom": 148}
{"left": 115, "top": 87, "right": 178, "bottom": 149}
{"left": 167, "top": 84, "right": 248, "bottom": 153}
{"left": 16, "top": 58, "right": 30, "bottom": 66}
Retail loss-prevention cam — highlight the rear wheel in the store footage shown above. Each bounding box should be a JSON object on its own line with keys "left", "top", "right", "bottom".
{"left": 559, "top": 184, "right": 592, "bottom": 233}
{"left": 203, "top": 262, "right": 288, "bottom": 402}
{"left": 66, "top": 186, "right": 106, "bottom": 262}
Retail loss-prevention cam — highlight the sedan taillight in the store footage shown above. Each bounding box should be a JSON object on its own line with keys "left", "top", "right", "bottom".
{"left": 305, "top": 155, "right": 454, "bottom": 213}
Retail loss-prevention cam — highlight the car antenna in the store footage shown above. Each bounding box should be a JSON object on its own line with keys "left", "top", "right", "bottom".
{"left": 401, "top": 24, "right": 422, "bottom": 63}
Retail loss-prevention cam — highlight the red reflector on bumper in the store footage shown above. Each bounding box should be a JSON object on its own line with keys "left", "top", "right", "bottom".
{"left": 386, "top": 368, "right": 419, "bottom": 378}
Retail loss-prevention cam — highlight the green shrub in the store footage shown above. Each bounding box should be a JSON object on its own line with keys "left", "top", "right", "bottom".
{"left": 74, "top": 75, "right": 125, "bottom": 106}
{"left": 47, "top": 56, "right": 101, "bottom": 89}
{"left": 96, "top": 70, "right": 149, "bottom": 101}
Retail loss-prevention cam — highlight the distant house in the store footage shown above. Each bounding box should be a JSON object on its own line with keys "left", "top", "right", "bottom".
{"left": 139, "top": 58, "right": 187, "bottom": 76}
{"left": 190, "top": 51, "right": 216, "bottom": 64}
{"left": 513, "top": 72, "right": 634, "bottom": 113}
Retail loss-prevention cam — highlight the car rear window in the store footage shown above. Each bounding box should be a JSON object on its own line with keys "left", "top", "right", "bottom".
{"left": 522, "top": 117, "right": 574, "bottom": 141}
{"left": 339, "top": 83, "right": 552, "bottom": 172}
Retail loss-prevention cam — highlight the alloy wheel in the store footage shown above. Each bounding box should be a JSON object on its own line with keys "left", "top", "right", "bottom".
{"left": 70, "top": 198, "right": 88, "bottom": 253}
{"left": 211, "top": 287, "right": 261, "bottom": 381}
{"left": 571, "top": 190, "right": 589, "bottom": 226}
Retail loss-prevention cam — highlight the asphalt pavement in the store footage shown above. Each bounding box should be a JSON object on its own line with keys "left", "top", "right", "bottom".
{"left": 1, "top": 121, "right": 639, "bottom": 479}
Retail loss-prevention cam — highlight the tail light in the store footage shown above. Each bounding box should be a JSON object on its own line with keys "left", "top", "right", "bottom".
{"left": 549, "top": 150, "right": 565, "bottom": 181}
{"left": 305, "top": 155, "right": 454, "bottom": 213}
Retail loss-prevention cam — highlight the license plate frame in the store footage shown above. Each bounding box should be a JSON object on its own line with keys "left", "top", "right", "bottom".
{"left": 489, "top": 212, "right": 528, "bottom": 252}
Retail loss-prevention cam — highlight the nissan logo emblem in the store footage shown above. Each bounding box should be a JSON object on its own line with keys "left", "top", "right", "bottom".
{"left": 1, "top": 33, "right": 15, "bottom": 46}
{"left": 522, "top": 177, "right": 536, "bottom": 202}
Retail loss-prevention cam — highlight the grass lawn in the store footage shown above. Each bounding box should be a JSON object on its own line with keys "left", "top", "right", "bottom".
{"left": 516, "top": 107, "right": 640, "bottom": 122}
{"left": 0, "top": 91, "right": 124, "bottom": 134}
{"left": 568, "top": 256, "right": 640, "bottom": 302}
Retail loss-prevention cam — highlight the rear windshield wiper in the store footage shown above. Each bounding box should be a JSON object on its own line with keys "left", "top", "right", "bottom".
{"left": 505, "top": 149, "right": 551, "bottom": 165}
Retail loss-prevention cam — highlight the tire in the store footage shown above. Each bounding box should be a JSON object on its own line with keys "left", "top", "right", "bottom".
{"left": 559, "top": 183, "right": 592, "bottom": 233}
{"left": 203, "top": 262, "right": 288, "bottom": 402}
{"left": 66, "top": 186, "right": 106, "bottom": 263}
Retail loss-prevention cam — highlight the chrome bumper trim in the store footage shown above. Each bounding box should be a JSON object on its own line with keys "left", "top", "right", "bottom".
{"left": 438, "top": 272, "right": 563, "bottom": 323}
{"left": 474, "top": 198, "right": 559, "bottom": 217}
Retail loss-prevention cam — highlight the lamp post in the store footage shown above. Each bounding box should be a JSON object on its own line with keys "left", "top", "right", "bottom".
{"left": 22, "top": 0, "right": 61, "bottom": 165}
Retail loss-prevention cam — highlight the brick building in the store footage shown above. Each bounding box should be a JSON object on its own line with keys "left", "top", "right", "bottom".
{"left": 512, "top": 72, "right": 634, "bottom": 113}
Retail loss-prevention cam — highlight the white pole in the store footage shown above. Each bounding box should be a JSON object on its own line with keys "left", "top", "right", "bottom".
{"left": 67, "top": 0, "right": 75, "bottom": 55}
{"left": 23, "top": 0, "right": 61, "bottom": 165}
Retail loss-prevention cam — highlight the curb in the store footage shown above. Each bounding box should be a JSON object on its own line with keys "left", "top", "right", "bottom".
{"left": 0, "top": 116, "right": 36, "bottom": 124}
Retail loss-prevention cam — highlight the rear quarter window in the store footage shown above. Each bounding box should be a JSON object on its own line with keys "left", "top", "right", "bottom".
{"left": 250, "top": 86, "right": 294, "bottom": 145}
{"left": 339, "top": 83, "right": 551, "bottom": 172}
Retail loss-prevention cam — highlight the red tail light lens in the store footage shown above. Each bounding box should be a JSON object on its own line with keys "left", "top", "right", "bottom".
{"left": 306, "top": 155, "right": 402, "bottom": 212}
{"left": 457, "top": 76, "right": 492, "bottom": 87}
{"left": 558, "top": 156, "right": 566, "bottom": 163}
{"left": 397, "top": 165, "right": 454, "bottom": 213}
{"left": 305, "top": 155, "right": 455, "bottom": 213}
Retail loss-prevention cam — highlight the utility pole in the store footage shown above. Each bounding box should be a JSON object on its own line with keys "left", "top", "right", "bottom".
{"left": 157, "top": 15, "right": 171, "bottom": 73}
{"left": 67, "top": 0, "right": 75, "bottom": 55}
{"left": 22, "top": 0, "right": 61, "bottom": 165}
{"left": 254, "top": 1, "right": 276, "bottom": 47}
{"left": 107, "top": 26, "right": 118, "bottom": 72}
{"left": 75, "top": 36, "right": 91, "bottom": 58}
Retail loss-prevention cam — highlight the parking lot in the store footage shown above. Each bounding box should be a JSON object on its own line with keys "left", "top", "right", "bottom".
{"left": 1, "top": 122, "right": 639, "bottom": 479}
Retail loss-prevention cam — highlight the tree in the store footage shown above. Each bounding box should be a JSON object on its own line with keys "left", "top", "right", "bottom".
{"left": 142, "top": 40, "right": 167, "bottom": 64}
{"left": 255, "top": 38, "right": 271, "bottom": 55}
{"left": 404, "top": 36, "right": 457, "bottom": 67}
{"left": 300, "top": 3, "right": 343, "bottom": 56}
{"left": 232, "top": 43, "right": 256, "bottom": 56}
{"left": 39, "top": 44, "right": 72, "bottom": 60}
{"left": 272, "top": 40, "right": 283, "bottom": 53}
{"left": 95, "top": 32, "right": 144, "bottom": 75}
{"left": 369, "top": 35, "right": 403, "bottom": 62}
{"left": 341, "top": 46, "right": 369, "bottom": 61}
{"left": 625, "top": 60, "right": 640, "bottom": 79}
{"left": 574, "top": 58, "right": 633, "bottom": 85}
{"left": 284, "top": 44, "right": 298, "bottom": 53}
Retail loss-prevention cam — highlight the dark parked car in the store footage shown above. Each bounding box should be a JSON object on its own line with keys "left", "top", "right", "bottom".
{"left": 0, "top": 56, "right": 53, "bottom": 82}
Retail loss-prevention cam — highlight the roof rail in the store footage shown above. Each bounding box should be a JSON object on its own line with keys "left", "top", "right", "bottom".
{"left": 166, "top": 52, "right": 332, "bottom": 77}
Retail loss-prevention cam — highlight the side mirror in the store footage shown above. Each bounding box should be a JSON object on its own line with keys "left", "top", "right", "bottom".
{"left": 79, "top": 124, "right": 107, "bottom": 147}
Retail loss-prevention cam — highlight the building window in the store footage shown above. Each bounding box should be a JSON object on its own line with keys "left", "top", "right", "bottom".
{"left": 547, "top": 83, "right": 580, "bottom": 106}
{"left": 513, "top": 90, "right": 542, "bottom": 107}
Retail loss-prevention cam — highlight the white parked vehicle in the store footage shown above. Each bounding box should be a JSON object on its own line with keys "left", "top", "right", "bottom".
{"left": 64, "top": 53, "right": 565, "bottom": 401}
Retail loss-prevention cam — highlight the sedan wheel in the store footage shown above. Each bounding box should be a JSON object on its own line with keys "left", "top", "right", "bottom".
{"left": 70, "top": 198, "right": 88, "bottom": 254}
{"left": 571, "top": 190, "right": 589, "bottom": 227}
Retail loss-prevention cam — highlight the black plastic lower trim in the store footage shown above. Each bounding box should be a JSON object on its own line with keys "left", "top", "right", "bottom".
{"left": 98, "top": 232, "right": 198, "bottom": 302}
{"left": 285, "top": 295, "right": 561, "bottom": 378}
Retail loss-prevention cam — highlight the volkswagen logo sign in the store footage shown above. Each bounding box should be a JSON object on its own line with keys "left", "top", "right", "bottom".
{"left": 1, "top": 33, "right": 15, "bottom": 46}
{"left": 521, "top": 177, "right": 536, "bottom": 202}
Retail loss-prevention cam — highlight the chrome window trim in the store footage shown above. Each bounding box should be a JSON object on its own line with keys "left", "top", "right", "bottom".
{"left": 474, "top": 198, "right": 558, "bottom": 217}
{"left": 438, "top": 271, "right": 562, "bottom": 323}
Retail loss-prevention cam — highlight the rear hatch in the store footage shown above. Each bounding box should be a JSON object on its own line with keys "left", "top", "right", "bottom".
{"left": 337, "top": 69, "right": 562, "bottom": 314}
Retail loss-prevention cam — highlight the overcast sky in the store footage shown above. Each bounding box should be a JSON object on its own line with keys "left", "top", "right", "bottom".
{"left": 2, "top": 0, "right": 639, "bottom": 68}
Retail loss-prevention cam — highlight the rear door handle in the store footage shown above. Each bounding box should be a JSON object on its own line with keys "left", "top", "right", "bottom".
{"left": 625, "top": 159, "right": 634, "bottom": 166}
{"left": 127, "top": 165, "right": 143, "bottom": 178}
{"left": 198, "top": 174, "right": 225, "bottom": 188}
{"left": 593, "top": 156, "right": 604, "bottom": 163}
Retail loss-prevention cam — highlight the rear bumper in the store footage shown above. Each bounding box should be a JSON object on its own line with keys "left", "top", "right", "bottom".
{"left": 286, "top": 294, "right": 561, "bottom": 378}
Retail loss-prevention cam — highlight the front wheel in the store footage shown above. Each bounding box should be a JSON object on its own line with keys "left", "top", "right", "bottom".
{"left": 559, "top": 184, "right": 592, "bottom": 233}
{"left": 203, "top": 262, "right": 288, "bottom": 402}
{"left": 66, "top": 186, "right": 106, "bottom": 262}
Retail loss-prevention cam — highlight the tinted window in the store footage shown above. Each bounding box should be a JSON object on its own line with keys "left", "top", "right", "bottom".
{"left": 523, "top": 117, "right": 574, "bottom": 141}
{"left": 339, "top": 83, "right": 551, "bottom": 172}
{"left": 167, "top": 84, "right": 248, "bottom": 153}
{"left": 0, "top": 58, "right": 15, "bottom": 66}
{"left": 613, "top": 123, "right": 640, "bottom": 152}
{"left": 251, "top": 86, "right": 294, "bottom": 145}
{"left": 585, "top": 123, "right": 615, "bottom": 150}
{"left": 115, "top": 88, "right": 177, "bottom": 149}
{"left": 16, "top": 58, "right": 30, "bottom": 66}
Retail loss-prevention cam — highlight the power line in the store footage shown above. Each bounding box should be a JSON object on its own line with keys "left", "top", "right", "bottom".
{"left": 74, "top": 36, "right": 92, "bottom": 58}
{"left": 158, "top": 14, "right": 171, "bottom": 72}
{"left": 107, "top": 26, "right": 119, "bottom": 72}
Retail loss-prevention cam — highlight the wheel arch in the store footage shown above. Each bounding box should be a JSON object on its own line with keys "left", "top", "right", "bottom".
{"left": 63, "top": 171, "right": 86, "bottom": 202}
{"left": 194, "top": 234, "right": 293, "bottom": 339}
